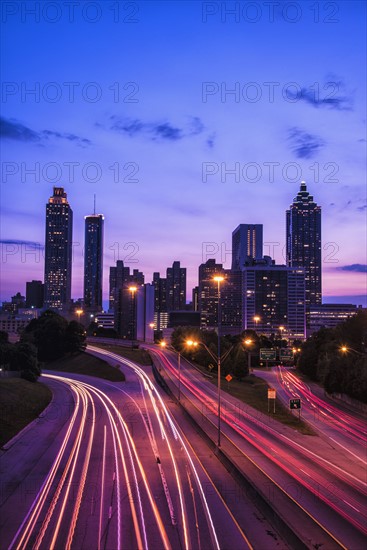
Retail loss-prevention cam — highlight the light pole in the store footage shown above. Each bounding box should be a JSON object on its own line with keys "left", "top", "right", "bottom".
{"left": 253, "top": 315, "right": 261, "bottom": 331}
{"left": 340, "top": 345, "right": 366, "bottom": 357}
{"left": 213, "top": 275, "right": 224, "bottom": 448}
{"left": 160, "top": 340, "right": 190, "bottom": 402}
{"left": 244, "top": 338, "right": 253, "bottom": 371}
{"left": 128, "top": 286, "right": 137, "bottom": 349}
{"left": 76, "top": 309, "right": 83, "bottom": 323}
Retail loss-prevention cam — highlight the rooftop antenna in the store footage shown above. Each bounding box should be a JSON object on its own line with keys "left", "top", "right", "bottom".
{"left": 93, "top": 194, "right": 96, "bottom": 215}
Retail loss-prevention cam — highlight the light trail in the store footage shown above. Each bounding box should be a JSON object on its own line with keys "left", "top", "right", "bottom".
{"left": 150, "top": 346, "right": 367, "bottom": 545}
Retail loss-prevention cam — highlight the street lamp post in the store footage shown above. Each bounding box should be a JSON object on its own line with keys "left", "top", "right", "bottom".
{"left": 340, "top": 345, "right": 366, "bottom": 357}
{"left": 128, "top": 286, "right": 137, "bottom": 349}
{"left": 76, "top": 309, "right": 83, "bottom": 323}
{"left": 213, "top": 275, "right": 224, "bottom": 448}
{"left": 253, "top": 315, "right": 260, "bottom": 331}
{"left": 160, "top": 340, "right": 185, "bottom": 401}
{"left": 244, "top": 338, "right": 253, "bottom": 372}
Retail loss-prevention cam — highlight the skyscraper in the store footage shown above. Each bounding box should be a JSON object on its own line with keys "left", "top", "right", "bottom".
{"left": 166, "top": 261, "right": 186, "bottom": 311}
{"left": 152, "top": 272, "right": 168, "bottom": 331}
{"left": 232, "top": 224, "right": 263, "bottom": 270}
{"left": 286, "top": 182, "right": 322, "bottom": 307}
{"left": 26, "top": 280, "right": 44, "bottom": 308}
{"left": 44, "top": 187, "right": 73, "bottom": 310}
{"left": 84, "top": 214, "right": 104, "bottom": 311}
{"left": 198, "top": 259, "right": 224, "bottom": 328}
{"left": 242, "top": 257, "right": 305, "bottom": 340}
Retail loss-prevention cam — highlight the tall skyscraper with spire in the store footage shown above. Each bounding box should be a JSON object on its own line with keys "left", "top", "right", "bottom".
{"left": 286, "top": 182, "right": 322, "bottom": 307}
{"left": 44, "top": 187, "right": 73, "bottom": 310}
{"left": 84, "top": 201, "right": 104, "bottom": 311}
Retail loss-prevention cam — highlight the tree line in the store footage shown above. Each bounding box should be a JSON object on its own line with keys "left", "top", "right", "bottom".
{"left": 0, "top": 310, "right": 86, "bottom": 382}
{"left": 297, "top": 310, "right": 367, "bottom": 403}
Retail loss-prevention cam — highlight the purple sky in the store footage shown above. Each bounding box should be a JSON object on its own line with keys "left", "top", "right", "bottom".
{"left": 1, "top": 1, "right": 366, "bottom": 307}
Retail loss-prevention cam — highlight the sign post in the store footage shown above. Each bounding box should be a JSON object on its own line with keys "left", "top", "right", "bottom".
{"left": 225, "top": 373, "right": 232, "bottom": 390}
{"left": 280, "top": 349, "right": 294, "bottom": 362}
{"left": 290, "top": 398, "right": 301, "bottom": 420}
{"left": 268, "top": 388, "right": 276, "bottom": 413}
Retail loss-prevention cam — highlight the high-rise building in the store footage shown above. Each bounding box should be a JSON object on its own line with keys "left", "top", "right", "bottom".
{"left": 44, "top": 187, "right": 73, "bottom": 310}
{"left": 113, "top": 264, "right": 145, "bottom": 335}
{"left": 198, "top": 259, "right": 225, "bottom": 328}
{"left": 109, "top": 260, "right": 131, "bottom": 311}
{"left": 166, "top": 261, "right": 186, "bottom": 311}
{"left": 26, "top": 280, "right": 44, "bottom": 308}
{"left": 152, "top": 272, "right": 168, "bottom": 331}
{"left": 84, "top": 214, "right": 104, "bottom": 311}
{"left": 286, "top": 182, "right": 321, "bottom": 307}
{"left": 232, "top": 224, "right": 263, "bottom": 270}
{"left": 115, "top": 283, "right": 153, "bottom": 342}
{"left": 242, "top": 257, "right": 305, "bottom": 340}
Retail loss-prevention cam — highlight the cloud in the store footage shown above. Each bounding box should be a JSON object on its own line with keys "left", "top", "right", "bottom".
{"left": 0, "top": 116, "right": 40, "bottom": 142}
{"left": 206, "top": 133, "right": 216, "bottom": 149}
{"left": 339, "top": 264, "right": 367, "bottom": 273}
{"left": 108, "top": 115, "right": 205, "bottom": 142}
{"left": 0, "top": 239, "right": 44, "bottom": 249}
{"left": 287, "top": 127, "right": 325, "bottom": 159}
{"left": 288, "top": 78, "right": 353, "bottom": 111}
{"left": 0, "top": 116, "right": 91, "bottom": 147}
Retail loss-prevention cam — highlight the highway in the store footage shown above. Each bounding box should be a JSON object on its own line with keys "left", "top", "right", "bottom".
{"left": 147, "top": 345, "right": 367, "bottom": 550}
{"left": 0, "top": 350, "right": 257, "bottom": 550}
{"left": 256, "top": 365, "right": 367, "bottom": 464}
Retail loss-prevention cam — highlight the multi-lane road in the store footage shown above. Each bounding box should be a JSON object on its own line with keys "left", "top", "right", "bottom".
{"left": 1, "top": 349, "right": 262, "bottom": 550}
{"left": 148, "top": 345, "right": 367, "bottom": 550}
{"left": 1, "top": 344, "right": 366, "bottom": 550}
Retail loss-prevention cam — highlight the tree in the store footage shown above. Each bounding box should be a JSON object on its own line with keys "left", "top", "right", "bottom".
{"left": 65, "top": 321, "right": 86, "bottom": 354}
{"left": 11, "top": 342, "right": 40, "bottom": 382}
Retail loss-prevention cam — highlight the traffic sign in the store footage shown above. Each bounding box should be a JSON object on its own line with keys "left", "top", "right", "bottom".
{"left": 280, "top": 349, "right": 294, "bottom": 361}
{"left": 225, "top": 374, "right": 233, "bottom": 382}
{"left": 290, "top": 398, "right": 301, "bottom": 409}
{"left": 260, "top": 348, "right": 276, "bottom": 361}
{"left": 268, "top": 388, "right": 276, "bottom": 399}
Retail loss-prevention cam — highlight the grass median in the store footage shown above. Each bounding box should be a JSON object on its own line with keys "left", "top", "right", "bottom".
{"left": 89, "top": 344, "right": 152, "bottom": 366}
{"left": 217, "top": 374, "right": 315, "bottom": 435}
{"left": 0, "top": 378, "right": 52, "bottom": 447}
{"left": 47, "top": 352, "right": 125, "bottom": 382}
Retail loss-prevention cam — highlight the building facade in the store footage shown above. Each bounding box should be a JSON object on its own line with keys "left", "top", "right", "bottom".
{"left": 242, "top": 258, "right": 306, "bottom": 340}
{"left": 26, "top": 280, "right": 44, "bottom": 308}
{"left": 84, "top": 214, "right": 104, "bottom": 311}
{"left": 286, "top": 182, "right": 321, "bottom": 307}
{"left": 198, "top": 259, "right": 225, "bottom": 329}
{"left": 44, "top": 187, "right": 73, "bottom": 310}
{"left": 232, "top": 224, "right": 263, "bottom": 270}
{"left": 166, "top": 261, "right": 186, "bottom": 312}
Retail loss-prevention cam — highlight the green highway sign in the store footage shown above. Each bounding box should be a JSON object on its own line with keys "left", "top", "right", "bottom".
{"left": 290, "top": 398, "right": 301, "bottom": 410}
{"left": 280, "top": 349, "right": 294, "bottom": 361}
{"left": 260, "top": 349, "right": 276, "bottom": 361}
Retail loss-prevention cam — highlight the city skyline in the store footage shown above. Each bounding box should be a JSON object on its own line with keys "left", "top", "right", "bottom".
{"left": 1, "top": 1, "right": 366, "bottom": 307}
{"left": 1, "top": 179, "right": 366, "bottom": 308}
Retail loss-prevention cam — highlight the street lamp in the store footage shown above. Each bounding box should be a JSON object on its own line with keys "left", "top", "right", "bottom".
{"left": 340, "top": 345, "right": 366, "bottom": 357}
{"left": 244, "top": 338, "right": 253, "bottom": 371}
{"left": 253, "top": 316, "right": 261, "bottom": 330}
{"left": 213, "top": 275, "right": 225, "bottom": 447}
{"left": 160, "top": 340, "right": 194, "bottom": 401}
{"left": 76, "top": 309, "right": 83, "bottom": 323}
{"left": 128, "top": 286, "right": 137, "bottom": 348}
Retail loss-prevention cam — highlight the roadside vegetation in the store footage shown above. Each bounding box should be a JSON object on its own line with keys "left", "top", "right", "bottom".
{"left": 47, "top": 352, "right": 125, "bottom": 382}
{"left": 91, "top": 344, "right": 152, "bottom": 366}
{"left": 0, "top": 378, "right": 52, "bottom": 447}
{"left": 297, "top": 311, "right": 367, "bottom": 403}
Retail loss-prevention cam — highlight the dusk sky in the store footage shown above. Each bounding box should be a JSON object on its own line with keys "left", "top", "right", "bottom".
{"left": 1, "top": 0, "right": 366, "bottom": 308}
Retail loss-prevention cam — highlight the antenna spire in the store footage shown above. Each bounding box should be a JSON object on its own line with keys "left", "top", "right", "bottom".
{"left": 93, "top": 194, "right": 96, "bottom": 215}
